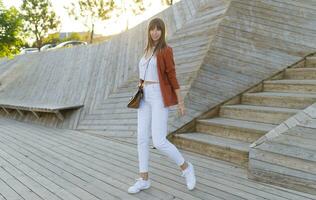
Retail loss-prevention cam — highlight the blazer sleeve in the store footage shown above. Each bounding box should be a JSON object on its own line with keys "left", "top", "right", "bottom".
{"left": 164, "top": 47, "right": 180, "bottom": 90}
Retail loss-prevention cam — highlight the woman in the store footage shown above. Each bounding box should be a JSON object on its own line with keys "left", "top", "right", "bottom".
{"left": 128, "top": 17, "right": 196, "bottom": 194}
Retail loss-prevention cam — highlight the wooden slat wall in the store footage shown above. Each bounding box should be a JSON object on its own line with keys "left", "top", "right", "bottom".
{"left": 248, "top": 101, "right": 316, "bottom": 194}
{"left": 249, "top": 125, "right": 316, "bottom": 195}
{"left": 0, "top": 45, "right": 95, "bottom": 129}
{"left": 75, "top": 0, "right": 228, "bottom": 136}
{"left": 168, "top": 0, "right": 316, "bottom": 133}
{"left": 0, "top": 0, "right": 205, "bottom": 130}
{"left": 2, "top": 0, "right": 316, "bottom": 139}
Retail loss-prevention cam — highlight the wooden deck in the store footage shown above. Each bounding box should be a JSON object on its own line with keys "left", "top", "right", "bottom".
{"left": 0, "top": 118, "right": 315, "bottom": 200}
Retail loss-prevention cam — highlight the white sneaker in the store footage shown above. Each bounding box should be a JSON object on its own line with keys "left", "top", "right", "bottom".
{"left": 181, "top": 162, "right": 196, "bottom": 190}
{"left": 128, "top": 177, "right": 151, "bottom": 194}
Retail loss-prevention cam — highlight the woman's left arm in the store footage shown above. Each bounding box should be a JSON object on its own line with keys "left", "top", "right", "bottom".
{"left": 165, "top": 47, "right": 185, "bottom": 115}
{"left": 164, "top": 47, "right": 180, "bottom": 91}
{"left": 174, "top": 88, "right": 183, "bottom": 105}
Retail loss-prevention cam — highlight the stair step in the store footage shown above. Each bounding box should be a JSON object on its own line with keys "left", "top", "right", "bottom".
{"left": 284, "top": 68, "right": 316, "bottom": 79}
{"left": 264, "top": 79, "right": 316, "bottom": 93}
{"left": 171, "top": 132, "right": 250, "bottom": 167}
{"left": 306, "top": 56, "right": 316, "bottom": 67}
{"left": 220, "top": 105, "right": 299, "bottom": 125}
{"left": 196, "top": 117, "right": 275, "bottom": 142}
{"left": 242, "top": 92, "right": 316, "bottom": 109}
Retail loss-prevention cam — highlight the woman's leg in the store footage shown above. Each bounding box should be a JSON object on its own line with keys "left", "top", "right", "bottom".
{"left": 137, "top": 98, "right": 152, "bottom": 179}
{"left": 150, "top": 86, "right": 185, "bottom": 168}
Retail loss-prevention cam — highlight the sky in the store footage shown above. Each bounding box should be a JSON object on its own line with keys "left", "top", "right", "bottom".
{"left": 3, "top": 0, "right": 172, "bottom": 36}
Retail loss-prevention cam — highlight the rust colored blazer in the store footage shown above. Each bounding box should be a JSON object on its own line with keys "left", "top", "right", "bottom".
{"left": 140, "top": 45, "right": 180, "bottom": 107}
{"left": 157, "top": 46, "right": 180, "bottom": 107}
{"left": 156, "top": 46, "right": 180, "bottom": 107}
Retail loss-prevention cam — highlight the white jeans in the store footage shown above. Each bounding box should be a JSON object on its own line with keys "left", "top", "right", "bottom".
{"left": 137, "top": 83, "right": 185, "bottom": 173}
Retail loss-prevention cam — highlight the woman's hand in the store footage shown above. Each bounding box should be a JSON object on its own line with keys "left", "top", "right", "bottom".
{"left": 177, "top": 100, "right": 185, "bottom": 116}
{"left": 175, "top": 88, "right": 185, "bottom": 116}
{"left": 138, "top": 80, "right": 144, "bottom": 88}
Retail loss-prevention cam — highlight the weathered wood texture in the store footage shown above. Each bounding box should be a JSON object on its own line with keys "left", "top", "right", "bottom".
{"left": 249, "top": 84, "right": 316, "bottom": 194}
{"left": 1, "top": 0, "right": 316, "bottom": 138}
{"left": 249, "top": 125, "right": 316, "bottom": 195}
{"left": 76, "top": 0, "right": 229, "bottom": 136}
{"left": 171, "top": 0, "right": 316, "bottom": 133}
{"left": 0, "top": 0, "right": 226, "bottom": 133}
{"left": 0, "top": 117, "right": 316, "bottom": 200}
{"left": 169, "top": 53, "right": 316, "bottom": 168}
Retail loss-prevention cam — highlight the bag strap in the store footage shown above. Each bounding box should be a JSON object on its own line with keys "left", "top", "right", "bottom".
{"left": 140, "top": 46, "right": 158, "bottom": 87}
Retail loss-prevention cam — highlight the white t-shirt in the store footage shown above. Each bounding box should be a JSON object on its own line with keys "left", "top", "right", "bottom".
{"left": 138, "top": 54, "right": 159, "bottom": 82}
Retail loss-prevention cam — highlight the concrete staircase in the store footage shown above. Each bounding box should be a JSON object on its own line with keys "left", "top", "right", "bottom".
{"left": 171, "top": 54, "right": 316, "bottom": 167}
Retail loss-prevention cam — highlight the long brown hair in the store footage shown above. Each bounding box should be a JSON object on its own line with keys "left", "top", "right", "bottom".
{"left": 144, "top": 18, "right": 167, "bottom": 56}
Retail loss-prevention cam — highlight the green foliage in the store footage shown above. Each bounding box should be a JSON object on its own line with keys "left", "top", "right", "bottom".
{"left": 64, "top": 32, "right": 84, "bottom": 42}
{"left": 21, "top": 0, "right": 60, "bottom": 49}
{"left": 121, "top": 0, "right": 145, "bottom": 15}
{"left": 0, "top": 1, "right": 24, "bottom": 58}
{"left": 65, "top": 0, "right": 115, "bottom": 43}
{"left": 41, "top": 32, "right": 86, "bottom": 47}
{"left": 161, "top": 0, "right": 173, "bottom": 6}
{"left": 61, "top": 32, "right": 85, "bottom": 42}
{"left": 42, "top": 32, "right": 61, "bottom": 45}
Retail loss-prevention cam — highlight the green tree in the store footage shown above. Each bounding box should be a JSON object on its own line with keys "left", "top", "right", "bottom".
{"left": 42, "top": 32, "right": 61, "bottom": 45}
{"left": 65, "top": 0, "right": 115, "bottom": 44}
{"left": 67, "top": 33, "right": 84, "bottom": 41}
{"left": 161, "top": 0, "right": 173, "bottom": 6}
{"left": 20, "top": 0, "right": 60, "bottom": 50}
{"left": 0, "top": 1, "right": 24, "bottom": 58}
{"left": 63, "top": 32, "right": 84, "bottom": 42}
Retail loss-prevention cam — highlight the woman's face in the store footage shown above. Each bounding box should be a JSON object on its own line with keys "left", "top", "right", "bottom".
{"left": 150, "top": 26, "right": 161, "bottom": 44}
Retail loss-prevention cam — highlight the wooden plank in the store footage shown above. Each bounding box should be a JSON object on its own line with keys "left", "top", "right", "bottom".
{"left": 256, "top": 141, "right": 316, "bottom": 162}
{"left": 3, "top": 118, "right": 316, "bottom": 200}
{"left": 271, "top": 134, "right": 316, "bottom": 151}
{"left": 251, "top": 148, "right": 316, "bottom": 176}
{"left": 0, "top": 131, "right": 139, "bottom": 200}
{"left": 0, "top": 125, "right": 204, "bottom": 198}
{"left": 16, "top": 109, "right": 24, "bottom": 117}
{"left": 54, "top": 111, "right": 64, "bottom": 121}
{"left": 0, "top": 175, "right": 23, "bottom": 200}
{"left": 249, "top": 159, "right": 316, "bottom": 194}
{"left": 0, "top": 126, "right": 200, "bottom": 200}
{"left": 31, "top": 110, "right": 40, "bottom": 119}
{"left": 0, "top": 150, "right": 82, "bottom": 200}
{"left": 236, "top": 0, "right": 316, "bottom": 21}
{"left": 227, "top": 5, "right": 315, "bottom": 42}
{"left": 1, "top": 122, "right": 314, "bottom": 200}
{"left": 0, "top": 164, "right": 43, "bottom": 200}
{"left": 1, "top": 107, "right": 10, "bottom": 115}
{"left": 0, "top": 154, "right": 54, "bottom": 200}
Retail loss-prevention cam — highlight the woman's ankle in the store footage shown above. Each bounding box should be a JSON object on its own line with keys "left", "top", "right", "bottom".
{"left": 140, "top": 172, "right": 149, "bottom": 180}
{"left": 180, "top": 161, "right": 188, "bottom": 171}
{"left": 140, "top": 176, "right": 149, "bottom": 181}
